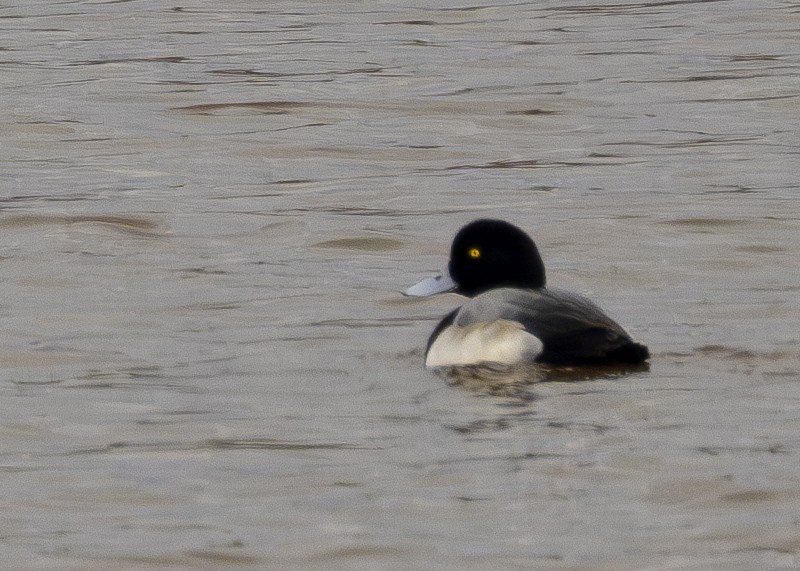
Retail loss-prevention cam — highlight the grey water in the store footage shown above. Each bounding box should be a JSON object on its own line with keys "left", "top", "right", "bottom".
{"left": 1, "top": 1, "right": 799, "bottom": 569}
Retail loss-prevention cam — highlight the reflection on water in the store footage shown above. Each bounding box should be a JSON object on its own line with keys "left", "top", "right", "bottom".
{"left": 432, "top": 361, "right": 650, "bottom": 399}
{"left": 1, "top": 0, "right": 800, "bottom": 569}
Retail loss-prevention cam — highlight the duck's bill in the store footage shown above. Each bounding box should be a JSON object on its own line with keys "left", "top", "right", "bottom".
{"left": 403, "top": 271, "right": 457, "bottom": 297}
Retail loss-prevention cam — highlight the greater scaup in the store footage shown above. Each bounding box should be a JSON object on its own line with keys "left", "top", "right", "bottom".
{"left": 405, "top": 219, "right": 649, "bottom": 368}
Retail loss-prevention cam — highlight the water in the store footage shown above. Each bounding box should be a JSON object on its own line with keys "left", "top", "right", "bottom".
{"left": 1, "top": 1, "right": 799, "bottom": 569}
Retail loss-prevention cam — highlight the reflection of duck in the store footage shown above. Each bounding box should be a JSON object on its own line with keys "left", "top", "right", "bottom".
{"left": 405, "top": 219, "right": 650, "bottom": 368}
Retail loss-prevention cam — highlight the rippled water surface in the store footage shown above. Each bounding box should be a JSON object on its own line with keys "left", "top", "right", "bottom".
{"left": 2, "top": 1, "right": 799, "bottom": 569}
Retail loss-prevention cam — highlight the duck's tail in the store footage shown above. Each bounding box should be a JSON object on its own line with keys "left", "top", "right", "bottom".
{"left": 607, "top": 341, "right": 650, "bottom": 364}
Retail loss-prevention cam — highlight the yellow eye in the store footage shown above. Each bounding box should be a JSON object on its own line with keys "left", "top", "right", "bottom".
{"left": 468, "top": 248, "right": 481, "bottom": 259}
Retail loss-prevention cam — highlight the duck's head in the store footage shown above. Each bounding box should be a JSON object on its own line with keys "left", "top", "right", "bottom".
{"left": 405, "top": 219, "right": 546, "bottom": 298}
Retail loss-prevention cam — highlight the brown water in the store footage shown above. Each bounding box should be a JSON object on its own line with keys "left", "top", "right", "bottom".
{"left": 2, "top": 1, "right": 799, "bottom": 569}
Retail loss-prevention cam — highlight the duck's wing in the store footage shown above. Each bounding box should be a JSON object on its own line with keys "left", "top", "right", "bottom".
{"left": 454, "top": 288, "right": 648, "bottom": 364}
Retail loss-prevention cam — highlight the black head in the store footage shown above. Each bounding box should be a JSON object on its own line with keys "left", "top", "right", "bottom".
{"left": 448, "top": 219, "right": 546, "bottom": 297}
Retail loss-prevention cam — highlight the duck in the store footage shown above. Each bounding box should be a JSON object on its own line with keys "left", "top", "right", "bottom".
{"left": 405, "top": 219, "right": 649, "bottom": 368}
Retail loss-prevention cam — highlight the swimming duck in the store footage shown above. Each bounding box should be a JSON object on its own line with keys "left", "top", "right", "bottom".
{"left": 405, "top": 219, "right": 649, "bottom": 368}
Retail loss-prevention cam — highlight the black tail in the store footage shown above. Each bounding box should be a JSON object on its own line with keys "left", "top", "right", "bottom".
{"left": 607, "top": 341, "right": 650, "bottom": 364}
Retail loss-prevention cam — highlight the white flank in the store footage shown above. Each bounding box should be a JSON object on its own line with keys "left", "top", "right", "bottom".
{"left": 425, "top": 319, "right": 543, "bottom": 368}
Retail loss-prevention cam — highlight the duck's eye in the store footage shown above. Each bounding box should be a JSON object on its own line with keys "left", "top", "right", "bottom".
{"left": 468, "top": 248, "right": 481, "bottom": 259}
